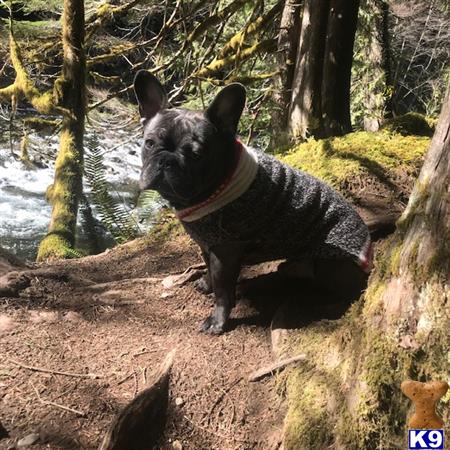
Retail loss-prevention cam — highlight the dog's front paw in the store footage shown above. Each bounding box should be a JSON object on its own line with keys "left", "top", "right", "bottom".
{"left": 193, "top": 276, "right": 213, "bottom": 294}
{"left": 200, "top": 315, "right": 226, "bottom": 335}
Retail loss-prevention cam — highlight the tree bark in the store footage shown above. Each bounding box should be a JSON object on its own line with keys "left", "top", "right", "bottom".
{"left": 37, "top": 0, "right": 86, "bottom": 261}
{"left": 360, "top": 0, "right": 393, "bottom": 131}
{"left": 288, "top": 0, "right": 360, "bottom": 140}
{"left": 270, "top": 0, "right": 302, "bottom": 146}
{"left": 288, "top": 0, "right": 329, "bottom": 140}
{"left": 321, "top": 0, "right": 360, "bottom": 136}
{"left": 282, "top": 83, "right": 450, "bottom": 448}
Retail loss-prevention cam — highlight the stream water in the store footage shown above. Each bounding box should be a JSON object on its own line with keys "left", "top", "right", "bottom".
{"left": 0, "top": 116, "right": 143, "bottom": 260}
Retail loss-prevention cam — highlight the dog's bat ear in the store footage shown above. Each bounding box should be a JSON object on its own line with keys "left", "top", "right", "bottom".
{"left": 206, "top": 83, "right": 246, "bottom": 135}
{"left": 133, "top": 70, "right": 168, "bottom": 120}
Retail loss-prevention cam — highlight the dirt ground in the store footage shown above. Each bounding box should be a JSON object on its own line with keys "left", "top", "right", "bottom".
{"left": 1, "top": 233, "right": 291, "bottom": 450}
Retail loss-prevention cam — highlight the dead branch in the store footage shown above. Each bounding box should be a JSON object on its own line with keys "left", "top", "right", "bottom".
{"left": 31, "top": 382, "right": 86, "bottom": 417}
{"left": 248, "top": 354, "right": 307, "bottom": 382}
{"left": 10, "top": 359, "right": 101, "bottom": 379}
{"left": 139, "top": 0, "right": 253, "bottom": 76}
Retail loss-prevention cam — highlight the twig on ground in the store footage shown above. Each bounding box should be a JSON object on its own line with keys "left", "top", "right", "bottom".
{"left": 117, "top": 371, "right": 135, "bottom": 385}
{"left": 180, "top": 262, "right": 207, "bottom": 275}
{"left": 208, "top": 377, "right": 242, "bottom": 423}
{"left": 133, "top": 370, "right": 139, "bottom": 397}
{"left": 248, "top": 354, "right": 307, "bottom": 382}
{"left": 132, "top": 348, "right": 158, "bottom": 357}
{"left": 10, "top": 359, "right": 101, "bottom": 379}
{"left": 31, "top": 382, "right": 86, "bottom": 417}
{"left": 162, "top": 267, "right": 205, "bottom": 289}
{"left": 142, "top": 366, "right": 147, "bottom": 386}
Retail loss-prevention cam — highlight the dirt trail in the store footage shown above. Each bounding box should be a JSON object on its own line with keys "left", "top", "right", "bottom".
{"left": 0, "top": 234, "right": 287, "bottom": 450}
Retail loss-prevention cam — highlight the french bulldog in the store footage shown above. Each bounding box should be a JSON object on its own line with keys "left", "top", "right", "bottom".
{"left": 134, "top": 70, "right": 372, "bottom": 335}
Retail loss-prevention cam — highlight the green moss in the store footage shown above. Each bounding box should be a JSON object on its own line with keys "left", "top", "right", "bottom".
{"left": 0, "top": 31, "right": 56, "bottom": 114}
{"left": 24, "top": 117, "right": 60, "bottom": 131}
{"left": 13, "top": 20, "right": 60, "bottom": 39}
{"left": 381, "top": 112, "right": 433, "bottom": 137}
{"left": 37, "top": 233, "right": 81, "bottom": 261}
{"left": 281, "top": 321, "right": 343, "bottom": 449}
{"left": 280, "top": 131, "right": 428, "bottom": 193}
{"left": 281, "top": 250, "right": 450, "bottom": 448}
{"left": 144, "top": 210, "right": 183, "bottom": 244}
{"left": 388, "top": 242, "right": 403, "bottom": 276}
{"left": 37, "top": 128, "right": 83, "bottom": 261}
{"left": 396, "top": 180, "right": 430, "bottom": 233}
{"left": 283, "top": 369, "right": 334, "bottom": 450}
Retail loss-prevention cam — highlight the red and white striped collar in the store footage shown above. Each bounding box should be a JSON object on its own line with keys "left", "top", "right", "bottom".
{"left": 176, "top": 140, "right": 259, "bottom": 222}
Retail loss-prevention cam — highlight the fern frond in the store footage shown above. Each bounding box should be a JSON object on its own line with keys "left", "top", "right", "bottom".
{"left": 84, "top": 146, "right": 139, "bottom": 243}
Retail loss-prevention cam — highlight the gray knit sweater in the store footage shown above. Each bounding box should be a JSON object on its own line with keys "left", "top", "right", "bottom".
{"left": 180, "top": 147, "right": 371, "bottom": 268}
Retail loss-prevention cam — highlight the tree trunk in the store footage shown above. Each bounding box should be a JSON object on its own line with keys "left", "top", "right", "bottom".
{"left": 270, "top": 0, "right": 302, "bottom": 147}
{"left": 360, "top": 0, "right": 393, "bottom": 131}
{"left": 282, "top": 84, "right": 449, "bottom": 448}
{"left": 37, "top": 0, "right": 86, "bottom": 261}
{"left": 321, "top": 0, "right": 360, "bottom": 136}
{"left": 288, "top": 0, "right": 360, "bottom": 140}
{"left": 288, "top": 0, "right": 329, "bottom": 140}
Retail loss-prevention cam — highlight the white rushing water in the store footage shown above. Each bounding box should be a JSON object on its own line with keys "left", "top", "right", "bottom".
{"left": 0, "top": 124, "right": 143, "bottom": 260}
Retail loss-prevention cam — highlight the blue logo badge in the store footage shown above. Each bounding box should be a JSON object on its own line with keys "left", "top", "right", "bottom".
{"left": 408, "top": 429, "right": 444, "bottom": 449}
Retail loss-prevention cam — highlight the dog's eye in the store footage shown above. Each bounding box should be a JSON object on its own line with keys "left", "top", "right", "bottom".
{"left": 145, "top": 139, "right": 155, "bottom": 148}
{"left": 181, "top": 144, "right": 192, "bottom": 154}
{"left": 181, "top": 143, "right": 201, "bottom": 160}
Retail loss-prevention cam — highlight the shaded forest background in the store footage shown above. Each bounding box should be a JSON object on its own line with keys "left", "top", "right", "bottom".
{"left": 0, "top": 0, "right": 449, "bottom": 259}
{"left": 1, "top": 0, "right": 448, "bottom": 138}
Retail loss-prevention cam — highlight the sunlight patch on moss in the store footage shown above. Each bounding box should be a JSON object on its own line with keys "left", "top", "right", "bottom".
{"left": 280, "top": 131, "right": 429, "bottom": 191}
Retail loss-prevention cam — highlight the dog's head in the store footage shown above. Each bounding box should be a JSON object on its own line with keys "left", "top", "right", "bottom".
{"left": 133, "top": 71, "right": 246, "bottom": 208}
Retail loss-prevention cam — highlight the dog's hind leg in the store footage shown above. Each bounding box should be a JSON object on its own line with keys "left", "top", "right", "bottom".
{"left": 200, "top": 243, "right": 243, "bottom": 335}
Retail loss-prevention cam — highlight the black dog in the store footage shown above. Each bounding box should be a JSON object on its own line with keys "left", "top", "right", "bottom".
{"left": 134, "top": 71, "right": 372, "bottom": 335}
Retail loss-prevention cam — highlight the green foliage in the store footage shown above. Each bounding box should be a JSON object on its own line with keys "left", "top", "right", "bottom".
{"left": 84, "top": 146, "right": 139, "bottom": 243}
{"left": 21, "top": 0, "right": 63, "bottom": 14}
{"left": 84, "top": 146, "right": 162, "bottom": 245}
{"left": 134, "top": 189, "right": 164, "bottom": 224}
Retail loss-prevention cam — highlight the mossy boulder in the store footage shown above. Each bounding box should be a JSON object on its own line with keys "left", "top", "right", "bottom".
{"left": 278, "top": 131, "right": 429, "bottom": 229}
{"left": 381, "top": 112, "right": 434, "bottom": 137}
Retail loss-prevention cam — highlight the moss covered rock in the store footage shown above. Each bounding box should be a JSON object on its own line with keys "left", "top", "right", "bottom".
{"left": 278, "top": 131, "right": 429, "bottom": 228}
{"left": 381, "top": 112, "right": 434, "bottom": 137}
{"left": 280, "top": 131, "right": 428, "bottom": 192}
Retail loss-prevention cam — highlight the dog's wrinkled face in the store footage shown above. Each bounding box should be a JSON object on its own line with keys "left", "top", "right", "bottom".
{"left": 134, "top": 71, "right": 246, "bottom": 209}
